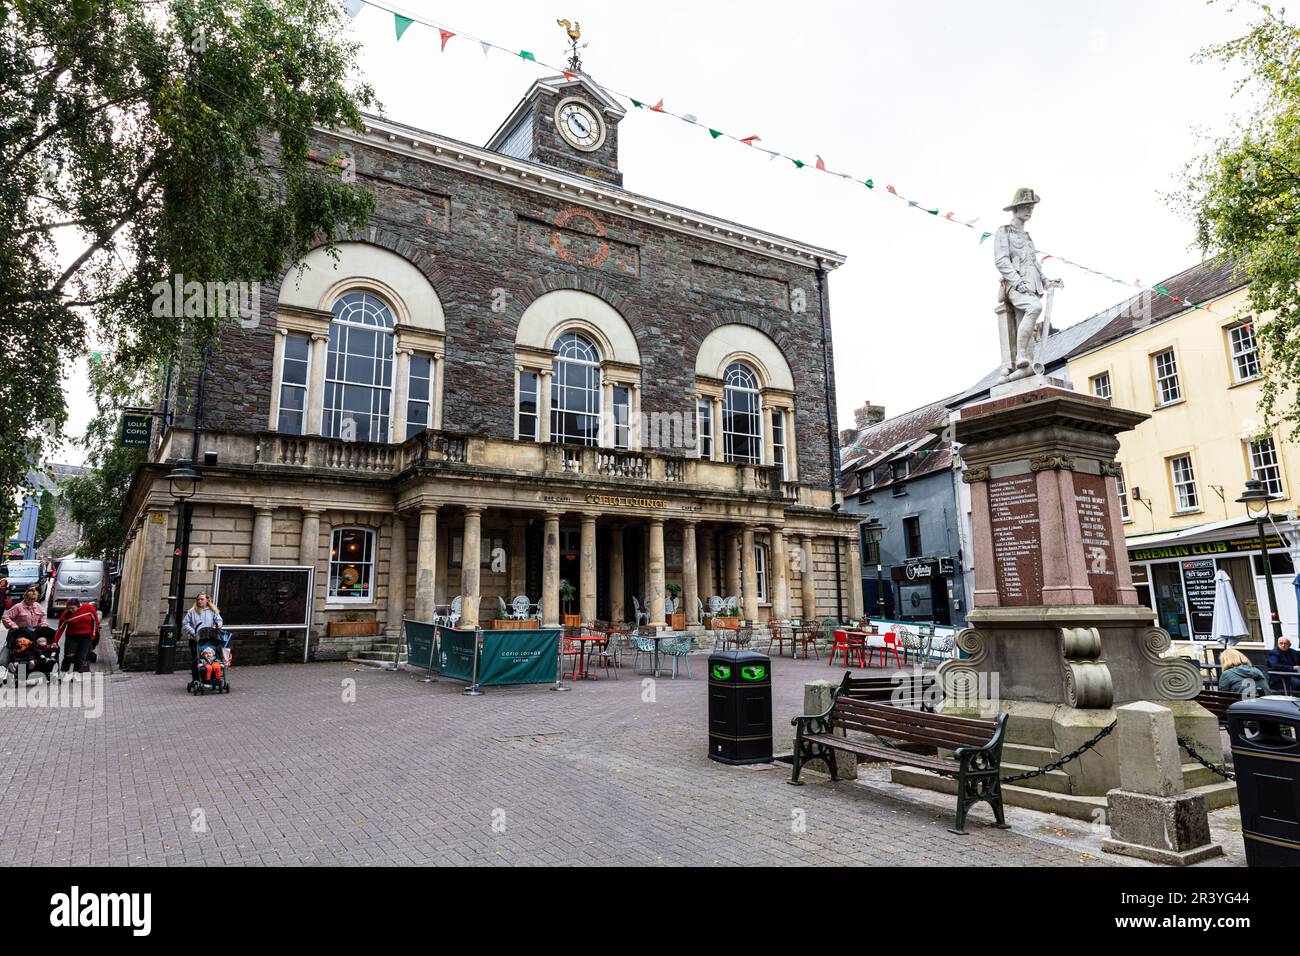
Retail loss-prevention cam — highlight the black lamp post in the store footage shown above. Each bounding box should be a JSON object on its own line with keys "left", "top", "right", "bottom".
{"left": 1237, "top": 478, "right": 1284, "bottom": 644}
{"left": 156, "top": 459, "right": 202, "bottom": 674}
{"left": 863, "top": 517, "right": 886, "bottom": 620}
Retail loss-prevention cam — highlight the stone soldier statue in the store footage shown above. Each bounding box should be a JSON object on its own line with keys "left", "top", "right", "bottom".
{"left": 994, "top": 187, "right": 1063, "bottom": 382}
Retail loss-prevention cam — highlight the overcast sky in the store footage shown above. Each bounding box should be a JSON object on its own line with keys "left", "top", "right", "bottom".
{"left": 59, "top": 0, "right": 1255, "bottom": 460}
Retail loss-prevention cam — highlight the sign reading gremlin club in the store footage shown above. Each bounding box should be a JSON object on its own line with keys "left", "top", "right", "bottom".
{"left": 987, "top": 474, "right": 1044, "bottom": 606}
{"left": 1073, "top": 472, "right": 1117, "bottom": 604}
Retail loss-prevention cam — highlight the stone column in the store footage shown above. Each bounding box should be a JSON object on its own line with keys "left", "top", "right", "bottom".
{"left": 251, "top": 505, "right": 274, "bottom": 565}
{"left": 700, "top": 527, "right": 716, "bottom": 599}
{"left": 725, "top": 529, "right": 741, "bottom": 600}
{"left": 580, "top": 514, "right": 598, "bottom": 623}
{"left": 682, "top": 520, "right": 699, "bottom": 627}
{"left": 784, "top": 409, "right": 800, "bottom": 482}
{"left": 541, "top": 512, "right": 561, "bottom": 626}
{"left": 431, "top": 351, "right": 445, "bottom": 431}
{"left": 648, "top": 517, "right": 667, "bottom": 627}
{"left": 538, "top": 369, "right": 553, "bottom": 443}
{"left": 393, "top": 347, "right": 412, "bottom": 443}
{"left": 761, "top": 402, "right": 774, "bottom": 465}
{"left": 711, "top": 397, "right": 724, "bottom": 462}
{"left": 609, "top": 523, "right": 625, "bottom": 624}
{"left": 601, "top": 379, "right": 614, "bottom": 448}
{"left": 630, "top": 384, "right": 642, "bottom": 450}
{"left": 459, "top": 507, "right": 483, "bottom": 628}
{"left": 386, "top": 514, "right": 407, "bottom": 638}
{"left": 136, "top": 506, "right": 172, "bottom": 636}
{"left": 306, "top": 332, "right": 329, "bottom": 435}
{"left": 771, "top": 527, "right": 791, "bottom": 619}
{"left": 800, "top": 534, "right": 818, "bottom": 621}
{"left": 298, "top": 508, "right": 323, "bottom": 567}
{"left": 415, "top": 505, "right": 439, "bottom": 622}
{"left": 508, "top": 518, "right": 528, "bottom": 599}
{"left": 741, "top": 525, "right": 759, "bottom": 620}
{"left": 845, "top": 534, "right": 864, "bottom": 620}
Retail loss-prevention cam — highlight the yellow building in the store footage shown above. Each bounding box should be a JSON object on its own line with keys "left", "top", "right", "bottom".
{"left": 1067, "top": 261, "right": 1298, "bottom": 645}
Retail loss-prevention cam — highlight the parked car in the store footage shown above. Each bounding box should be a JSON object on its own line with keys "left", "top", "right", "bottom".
{"left": 1, "top": 560, "right": 49, "bottom": 603}
{"left": 47, "top": 558, "right": 110, "bottom": 615}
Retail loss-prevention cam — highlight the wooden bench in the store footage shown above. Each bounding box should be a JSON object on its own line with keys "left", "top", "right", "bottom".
{"left": 836, "top": 671, "right": 936, "bottom": 710}
{"left": 1196, "top": 688, "right": 1245, "bottom": 725}
{"left": 789, "top": 694, "right": 1010, "bottom": 834}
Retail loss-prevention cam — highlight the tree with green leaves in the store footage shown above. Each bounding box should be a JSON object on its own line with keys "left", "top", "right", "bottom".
{"left": 1, "top": 0, "right": 377, "bottom": 539}
{"left": 1182, "top": 1, "right": 1300, "bottom": 434}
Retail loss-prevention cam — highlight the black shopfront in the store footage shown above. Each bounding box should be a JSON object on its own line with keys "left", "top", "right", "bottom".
{"left": 890, "top": 556, "right": 958, "bottom": 626}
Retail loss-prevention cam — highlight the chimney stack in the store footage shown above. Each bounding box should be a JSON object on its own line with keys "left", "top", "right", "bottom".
{"left": 854, "top": 400, "right": 885, "bottom": 430}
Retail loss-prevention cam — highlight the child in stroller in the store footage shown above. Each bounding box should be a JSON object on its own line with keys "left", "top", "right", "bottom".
{"left": 187, "top": 626, "right": 231, "bottom": 694}
{"left": 5, "top": 625, "right": 59, "bottom": 684}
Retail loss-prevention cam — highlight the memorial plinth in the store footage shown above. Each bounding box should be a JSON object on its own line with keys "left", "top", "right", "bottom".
{"left": 893, "top": 385, "right": 1234, "bottom": 820}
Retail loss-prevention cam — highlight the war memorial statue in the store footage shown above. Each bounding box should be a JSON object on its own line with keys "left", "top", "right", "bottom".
{"left": 993, "top": 187, "right": 1064, "bottom": 383}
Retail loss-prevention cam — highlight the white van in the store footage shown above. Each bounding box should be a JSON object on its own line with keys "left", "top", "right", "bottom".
{"left": 49, "top": 558, "right": 109, "bottom": 615}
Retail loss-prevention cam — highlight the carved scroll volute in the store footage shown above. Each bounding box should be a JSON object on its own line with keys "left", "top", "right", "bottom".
{"left": 937, "top": 627, "right": 987, "bottom": 712}
{"left": 1060, "top": 625, "right": 1114, "bottom": 709}
{"left": 1139, "top": 626, "right": 1201, "bottom": 701}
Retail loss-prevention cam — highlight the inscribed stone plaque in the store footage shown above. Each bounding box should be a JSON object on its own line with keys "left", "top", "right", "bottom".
{"left": 987, "top": 474, "right": 1043, "bottom": 606}
{"left": 1073, "top": 472, "right": 1118, "bottom": 605}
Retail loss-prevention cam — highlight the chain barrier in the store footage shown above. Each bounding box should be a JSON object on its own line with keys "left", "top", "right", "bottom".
{"left": 1178, "top": 734, "right": 1236, "bottom": 781}
{"left": 1000, "top": 720, "right": 1117, "bottom": 783}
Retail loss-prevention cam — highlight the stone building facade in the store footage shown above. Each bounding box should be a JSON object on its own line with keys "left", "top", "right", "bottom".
{"left": 116, "top": 74, "right": 859, "bottom": 668}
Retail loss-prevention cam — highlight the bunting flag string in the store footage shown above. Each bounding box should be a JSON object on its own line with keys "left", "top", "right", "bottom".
{"left": 347, "top": 0, "right": 1232, "bottom": 319}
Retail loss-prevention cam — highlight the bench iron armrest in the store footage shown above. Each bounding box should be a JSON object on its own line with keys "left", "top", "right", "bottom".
{"left": 790, "top": 695, "right": 837, "bottom": 734}
{"left": 951, "top": 712, "right": 1008, "bottom": 773}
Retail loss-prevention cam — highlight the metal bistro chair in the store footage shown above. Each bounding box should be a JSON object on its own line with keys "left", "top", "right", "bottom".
{"left": 632, "top": 629, "right": 659, "bottom": 674}
{"left": 448, "top": 595, "right": 462, "bottom": 629}
{"left": 511, "top": 594, "right": 531, "bottom": 620}
{"left": 586, "top": 622, "right": 621, "bottom": 679}
{"left": 497, "top": 595, "right": 509, "bottom": 621}
{"left": 660, "top": 633, "right": 694, "bottom": 679}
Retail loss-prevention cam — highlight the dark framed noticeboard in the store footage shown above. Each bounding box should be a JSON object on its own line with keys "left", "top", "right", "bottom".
{"left": 212, "top": 565, "right": 314, "bottom": 633}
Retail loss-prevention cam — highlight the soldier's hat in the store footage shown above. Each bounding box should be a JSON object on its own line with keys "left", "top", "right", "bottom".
{"left": 1003, "top": 187, "right": 1040, "bottom": 211}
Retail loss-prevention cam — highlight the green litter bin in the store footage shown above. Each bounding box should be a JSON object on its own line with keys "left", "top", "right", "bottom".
{"left": 708, "top": 649, "right": 773, "bottom": 765}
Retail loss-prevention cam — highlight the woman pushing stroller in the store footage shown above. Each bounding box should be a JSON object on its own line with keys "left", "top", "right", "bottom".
{"left": 54, "top": 598, "right": 99, "bottom": 679}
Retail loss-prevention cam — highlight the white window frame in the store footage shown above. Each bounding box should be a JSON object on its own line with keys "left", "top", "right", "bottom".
{"left": 277, "top": 332, "right": 311, "bottom": 435}
{"left": 1249, "top": 435, "right": 1284, "bottom": 497}
{"left": 517, "top": 370, "right": 540, "bottom": 441}
{"left": 697, "top": 399, "right": 713, "bottom": 460}
{"left": 1152, "top": 349, "right": 1181, "bottom": 406}
{"left": 1114, "top": 464, "right": 1131, "bottom": 523}
{"left": 755, "top": 543, "right": 768, "bottom": 603}
{"left": 405, "top": 352, "right": 434, "bottom": 440}
{"left": 1169, "top": 455, "right": 1199, "bottom": 513}
{"left": 1229, "top": 323, "right": 1261, "bottom": 383}
{"left": 1090, "top": 372, "right": 1112, "bottom": 400}
{"left": 722, "top": 363, "right": 763, "bottom": 464}
{"left": 772, "top": 409, "right": 788, "bottom": 480}
{"left": 612, "top": 385, "right": 631, "bottom": 450}
{"left": 323, "top": 291, "right": 395, "bottom": 443}
{"left": 328, "top": 526, "right": 376, "bottom": 603}
{"left": 551, "top": 333, "right": 602, "bottom": 446}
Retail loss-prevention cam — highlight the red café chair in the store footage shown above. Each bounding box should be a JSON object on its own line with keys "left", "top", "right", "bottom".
{"left": 829, "top": 630, "right": 866, "bottom": 669}
{"left": 868, "top": 631, "right": 903, "bottom": 669}
{"left": 560, "top": 634, "right": 582, "bottom": 679}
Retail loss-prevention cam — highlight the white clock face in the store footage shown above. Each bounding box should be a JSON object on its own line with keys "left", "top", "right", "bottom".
{"left": 556, "top": 99, "right": 604, "bottom": 152}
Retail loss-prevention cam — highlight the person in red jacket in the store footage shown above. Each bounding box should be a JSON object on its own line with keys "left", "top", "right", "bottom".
{"left": 55, "top": 599, "right": 99, "bottom": 677}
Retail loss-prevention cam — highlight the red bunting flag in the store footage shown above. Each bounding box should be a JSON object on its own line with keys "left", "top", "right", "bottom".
{"left": 945, "top": 212, "right": 954, "bottom": 221}
{"left": 563, "top": 70, "right": 578, "bottom": 81}
{"left": 739, "top": 135, "right": 761, "bottom": 146}
{"left": 886, "top": 185, "right": 897, "bottom": 195}
{"left": 439, "top": 29, "right": 454, "bottom": 51}
{"left": 815, "top": 155, "right": 827, "bottom": 171}
{"left": 650, "top": 99, "right": 665, "bottom": 112}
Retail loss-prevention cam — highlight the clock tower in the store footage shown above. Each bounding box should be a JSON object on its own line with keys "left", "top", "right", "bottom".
{"left": 485, "top": 74, "right": 625, "bottom": 186}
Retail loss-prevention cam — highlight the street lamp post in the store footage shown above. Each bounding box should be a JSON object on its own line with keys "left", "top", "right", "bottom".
{"left": 863, "top": 517, "right": 886, "bottom": 621}
{"left": 1237, "top": 478, "right": 1284, "bottom": 644}
{"left": 156, "top": 459, "right": 202, "bottom": 675}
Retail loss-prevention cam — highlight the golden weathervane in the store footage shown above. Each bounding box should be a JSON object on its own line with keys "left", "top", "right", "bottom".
{"left": 557, "top": 18, "right": 586, "bottom": 72}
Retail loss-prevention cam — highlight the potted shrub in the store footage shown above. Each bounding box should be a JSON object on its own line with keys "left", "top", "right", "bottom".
{"left": 560, "top": 579, "right": 580, "bottom": 627}
{"left": 667, "top": 582, "right": 686, "bottom": 630}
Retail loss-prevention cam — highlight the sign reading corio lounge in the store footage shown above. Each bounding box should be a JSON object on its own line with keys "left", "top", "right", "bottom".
{"left": 584, "top": 494, "right": 668, "bottom": 510}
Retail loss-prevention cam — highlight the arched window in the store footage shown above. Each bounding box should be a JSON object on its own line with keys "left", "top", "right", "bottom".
{"left": 723, "top": 362, "right": 763, "bottom": 464}
{"left": 551, "top": 332, "right": 602, "bottom": 446}
{"left": 324, "top": 291, "right": 395, "bottom": 443}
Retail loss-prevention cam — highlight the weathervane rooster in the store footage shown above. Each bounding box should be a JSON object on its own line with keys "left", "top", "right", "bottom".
{"left": 557, "top": 18, "right": 586, "bottom": 72}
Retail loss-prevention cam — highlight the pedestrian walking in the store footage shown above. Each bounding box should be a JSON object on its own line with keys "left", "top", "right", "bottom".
{"left": 55, "top": 599, "right": 99, "bottom": 678}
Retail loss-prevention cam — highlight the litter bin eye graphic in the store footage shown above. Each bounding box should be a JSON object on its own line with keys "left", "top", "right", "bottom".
{"left": 711, "top": 664, "right": 732, "bottom": 681}
{"left": 741, "top": 664, "right": 766, "bottom": 681}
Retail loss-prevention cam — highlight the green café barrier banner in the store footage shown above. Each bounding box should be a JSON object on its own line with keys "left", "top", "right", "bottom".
{"left": 404, "top": 619, "right": 439, "bottom": 670}
{"left": 478, "top": 628, "right": 560, "bottom": 686}
{"left": 435, "top": 626, "right": 560, "bottom": 686}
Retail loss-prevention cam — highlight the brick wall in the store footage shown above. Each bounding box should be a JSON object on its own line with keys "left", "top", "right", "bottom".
{"left": 177, "top": 130, "right": 840, "bottom": 488}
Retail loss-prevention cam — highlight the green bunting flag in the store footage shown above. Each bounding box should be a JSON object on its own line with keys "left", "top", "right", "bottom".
{"left": 979, "top": 232, "right": 993, "bottom": 243}
{"left": 630, "top": 98, "right": 645, "bottom": 109}
{"left": 864, "top": 179, "right": 873, "bottom": 189}
{"left": 708, "top": 129, "right": 722, "bottom": 139}
{"left": 791, "top": 158, "right": 805, "bottom": 169}
{"left": 394, "top": 14, "right": 413, "bottom": 40}
{"left": 519, "top": 50, "right": 536, "bottom": 61}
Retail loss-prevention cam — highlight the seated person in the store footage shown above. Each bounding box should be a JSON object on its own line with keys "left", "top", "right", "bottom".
{"left": 196, "top": 645, "right": 224, "bottom": 683}
{"left": 9, "top": 632, "right": 59, "bottom": 680}
{"left": 1219, "top": 648, "right": 1270, "bottom": 698}
{"left": 1268, "top": 637, "right": 1300, "bottom": 694}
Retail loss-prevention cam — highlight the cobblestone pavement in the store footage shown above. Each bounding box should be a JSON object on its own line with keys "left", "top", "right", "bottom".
{"left": 0, "top": 654, "right": 1113, "bottom": 866}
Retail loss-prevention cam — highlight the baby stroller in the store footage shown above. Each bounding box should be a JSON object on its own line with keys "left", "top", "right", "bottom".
{"left": 187, "top": 626, "right": 232, "bottom": 695}
{"left": 4, "top": 626, "right": 59, "bottom": 684}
